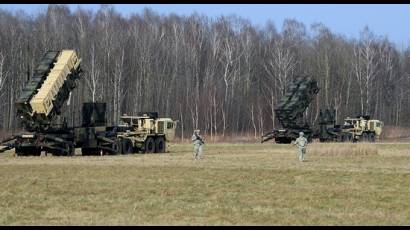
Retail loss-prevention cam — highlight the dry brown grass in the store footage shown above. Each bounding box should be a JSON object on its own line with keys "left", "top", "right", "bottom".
{"left": 0, "top": 130, "right": 12, "bottom": 141}
{"left": 308, "top": 143, "right": 378, "bottom": 157}
{"left": 382, "top": 125, "right": 410, "bottom": 141}
{"left": 173, "top": 133, "right": 259, "bottom": 144}
{"left": 0, "top": 142, "right": 409, "bottom": 225}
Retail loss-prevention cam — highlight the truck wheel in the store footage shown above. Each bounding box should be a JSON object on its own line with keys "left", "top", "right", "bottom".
{"left": 15, "top": 147, "right": 23, "bottom": 156}
{"left": 122, "top": 139, "right": 133, "bottom": 154}
{"left": 362, "top": 133, "right": 369, "bottom": 142}
{"left": 145, "top": 137, "right": 155, "bottom": 153}
{"left": 369, "top": 133, "right": 376, "bottom": 142}
{"left": 15, "top": 147, "right": 34, "bottom": 156}
{"left": 111, "top": 140, "right": 121, "bottom": 155}
{"left": 81, "top": 148, "right": 98, "bottom": 156}
{"left": 155, "top": 137, "right": 166, "bottom": 153}
{"left": 34, "top": 148, "right": 42, "bottom": 156}
{"left": 82, "top": 148, "right": 90, "bottom": 156}
{"left": 67, "top": 146, "right": 75, "bottom": 156}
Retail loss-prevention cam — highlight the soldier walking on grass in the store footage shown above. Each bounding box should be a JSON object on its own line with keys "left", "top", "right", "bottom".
{"left": 293, "top": 132, "right": 308, "bottom": 162}
{"left": 192, "top": 129, "right": 204, "bottom": 160}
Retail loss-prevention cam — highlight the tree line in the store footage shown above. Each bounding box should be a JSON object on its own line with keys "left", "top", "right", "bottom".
{"left": 0, "top": 5, "right": 409, "bottom": 140}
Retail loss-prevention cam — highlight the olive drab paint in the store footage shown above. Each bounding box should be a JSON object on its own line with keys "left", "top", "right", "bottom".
{"left": 262, "top": 76, "right": 319, "bottom": 144}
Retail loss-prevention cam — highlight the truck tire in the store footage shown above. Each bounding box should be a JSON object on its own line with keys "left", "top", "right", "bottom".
{"left": 81, "top": 148, "right": 89, "bottom": 156}
{"left": 15, "top": 146, "right": 39, "bottom": 156}
{"left": 110, "top": 140, "right": 121, "bottom": 155}
{"left": 369, "top": 133, "right": 376, "bottom": 142}
{"left": 31, "top": 147, "right": 42, "bottom": 156}
{"left": 361, "top": 133, "right": 369, "bottom": 142}
{"left": 67, "top": 146, "right": 75, "bottom": 156}
{"left": 144, "top": 137, "right": 155, "bottom": 153}
{"left": 82, "top": 148, "right": 99, "bottom": 156}
{"left": 155, "top": 137, "right": 166, "bottom": 153}
{"left": 122, "top": 139, "right": 133, "bottom": 154}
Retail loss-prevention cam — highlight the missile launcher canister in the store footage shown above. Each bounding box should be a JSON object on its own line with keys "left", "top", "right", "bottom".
{"left": 274, "top": 75, "right": 319, "bottom": 131}
{"left": 15, "top": 50, "right": 82, "bottom": 131}
{"left": 262, "top": 75, "right": 319, "bottom": 143}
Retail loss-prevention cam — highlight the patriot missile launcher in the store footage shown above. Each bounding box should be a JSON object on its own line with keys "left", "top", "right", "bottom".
{"left": 0, "top": 50, "right": 84, "bottom": 156}
{"left": 261, "top": 76, "right": 319, "bottom": 144}
{"left": 16, "top": 50, "right": 82, "bottom": 132}
{"left": 1, "top": 50, "right": 175, "bottom": 156}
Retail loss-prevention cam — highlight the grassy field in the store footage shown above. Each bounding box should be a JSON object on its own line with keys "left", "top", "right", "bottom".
{"left": 0, "top": 142, "right": 409, "bottom": 225}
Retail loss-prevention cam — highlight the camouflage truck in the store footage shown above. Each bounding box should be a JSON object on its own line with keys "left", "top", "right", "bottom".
{"left": 343, "top": 115, "right": 383, "bottom": 142}
{"left": 116, "top": 112, "right": 177, "bottom": 154}
{"left": 261, "top": 76, "right": 319, "bottom": 144}
{"left": 260, "top": 76, "right": 383, "bottom": 144}
{"left": 315, "top": 109, "right": 383, "bottom": 143}
{"left": 0, "top": 49, "right": 178, "bottom": 156}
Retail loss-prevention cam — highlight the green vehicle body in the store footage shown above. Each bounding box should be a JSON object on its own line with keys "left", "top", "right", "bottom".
{"left": 262, "top": 75, "right": 319, "bottom": 144}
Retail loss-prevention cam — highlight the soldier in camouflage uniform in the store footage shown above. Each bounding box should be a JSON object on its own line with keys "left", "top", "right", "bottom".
{"left": 293, "top": 132, "right": 308, "bottom": 162}
{"left": 191, "top": 129, "right": 204, "bottom": 160}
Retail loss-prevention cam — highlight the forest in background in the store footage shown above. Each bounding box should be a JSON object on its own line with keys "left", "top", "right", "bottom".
{"left": 0, "top": 5, "right": 410, "bottom": 140}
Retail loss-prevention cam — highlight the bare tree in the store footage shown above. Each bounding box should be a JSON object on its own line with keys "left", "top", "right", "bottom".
{"left": 0, "top": 5, "right": 408, "bottom": 136}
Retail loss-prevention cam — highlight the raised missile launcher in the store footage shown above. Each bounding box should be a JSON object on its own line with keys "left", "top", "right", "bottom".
{"left": 16, "top": 50, "right": 82, "bottom": 131}
{"left": 261, "top": 76, "right": 319, "bottom": 144}
{"left": 16, "top": 51, "right": 60, "bottom": 129}
{"left": 1, "top": 50, "right": 176, "bottom": 156}
{"left": 5, "top": 50, "right": 83, "bottom": 156}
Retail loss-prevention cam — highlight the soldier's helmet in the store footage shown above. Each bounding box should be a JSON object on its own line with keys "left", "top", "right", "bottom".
{"left": 194, "top": 129, "right": 200, "bottom": 134}
{"left": 299, "top": 132, "right": 304, "bottom": 137}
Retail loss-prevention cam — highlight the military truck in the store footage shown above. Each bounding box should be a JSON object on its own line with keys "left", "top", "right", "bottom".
{"left": 261, "top": 76, "right": 383, "bottom": 144}
{"left": 316, "top": 108, "right": 383, "bottom": 142}
{"left": 261, "top": 75, "right": 319, "bottom": 144}
{"left": 9, "top": 50, "right": 83, "bottom": 156}
{"left": 0, "top": 50, "right": 178, "bottom": 156}
{"left": 115, "top": 112, "right": 176, "bottom": 154}
{"left": 343, "top": 115, "right": 383, "bottom": 142}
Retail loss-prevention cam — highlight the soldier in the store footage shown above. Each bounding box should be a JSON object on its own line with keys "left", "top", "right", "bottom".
{"left": 293, "top": 132, "right": 308, "bottom": 162}
{"left": 191, "top": 129, "right": 204, "bottom": 160}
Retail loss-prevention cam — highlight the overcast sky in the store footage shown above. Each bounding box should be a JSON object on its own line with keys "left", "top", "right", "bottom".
{"left": 1, "top": 4, "right": 409, "bottom": 48}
